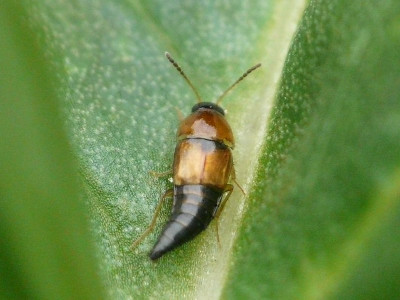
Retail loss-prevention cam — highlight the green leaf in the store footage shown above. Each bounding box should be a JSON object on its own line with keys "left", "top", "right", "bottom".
{"left": 21, "top": 1, "right": 306, "bottom": 298}
{"left": 7, "top": 0, "right": 399, "bottom": 298}
{"left": 0, "top": 2, "right": 104, "bottom": 299}
{"left": 223, "top": 0, "right": 400, "bottom": 299}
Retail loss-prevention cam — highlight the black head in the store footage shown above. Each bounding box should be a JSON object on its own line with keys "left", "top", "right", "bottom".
{"left": 191, "top": 102, "right": 225, "bottom": 116}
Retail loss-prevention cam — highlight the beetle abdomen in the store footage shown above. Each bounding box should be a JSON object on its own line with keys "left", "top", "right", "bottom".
{"left": 149, "top": 184, "right": 223, "bottom": 260}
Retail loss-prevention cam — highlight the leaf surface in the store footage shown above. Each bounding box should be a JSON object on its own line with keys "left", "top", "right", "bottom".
{"left": 9, "top": 0, "right": 400, "bottom": 299}
{"left": 0, "top": 2, "right": 104, "bottom": 299}
{"left": 223, "top": 1, "right": 400, "bottom": 299}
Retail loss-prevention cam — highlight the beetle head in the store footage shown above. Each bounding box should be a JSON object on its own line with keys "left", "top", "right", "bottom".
{"left": 191, "top": 102, "right": 225, "bottom": 116}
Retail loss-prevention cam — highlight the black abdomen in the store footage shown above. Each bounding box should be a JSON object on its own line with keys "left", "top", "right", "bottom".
{"left": 149, "top": 184, "right": 223, "bottom": 260}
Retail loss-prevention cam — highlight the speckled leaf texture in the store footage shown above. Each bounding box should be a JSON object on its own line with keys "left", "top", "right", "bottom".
{"left": 2, "top": 0, "right": 399, "bottom": 299}
{"left": 0, "top": 2, "right": 104, "bottom": 299}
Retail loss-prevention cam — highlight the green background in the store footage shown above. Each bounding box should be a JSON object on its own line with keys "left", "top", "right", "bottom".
{"left": 1, "top": 0, "right": 399, "bottom": 299}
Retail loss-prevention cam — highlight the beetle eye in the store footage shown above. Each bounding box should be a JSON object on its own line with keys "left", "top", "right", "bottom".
{"left": 191, "top": 102, "right": 225, "bottom": 115}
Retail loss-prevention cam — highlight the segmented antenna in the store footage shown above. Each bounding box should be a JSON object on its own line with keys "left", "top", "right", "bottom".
{"left": 216, "top": 63, "right": 262, "bottom": 105}
{"left": 165, "top": 52, "right": 202, "bottom": 103}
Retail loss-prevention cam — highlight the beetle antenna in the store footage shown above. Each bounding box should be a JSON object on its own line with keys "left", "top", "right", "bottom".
{"left": 165, "top": 52, "right": 203, "bottom": 103}
{"left": 216, "top": 63, "right": 261, "bottom": 105}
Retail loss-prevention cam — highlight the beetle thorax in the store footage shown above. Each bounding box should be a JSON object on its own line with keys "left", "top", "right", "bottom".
{"left": 177, "top": 108, "right": 234, "bottom": 148}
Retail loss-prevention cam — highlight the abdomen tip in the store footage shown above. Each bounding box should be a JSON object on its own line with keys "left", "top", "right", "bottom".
{"left": 149, "top": 250, "right": 163, "bottom": 261}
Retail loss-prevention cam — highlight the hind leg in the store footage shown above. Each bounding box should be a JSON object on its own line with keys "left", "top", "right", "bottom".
{"left": 231, "top": 165, "right": 246, "bottom": 196}
{"left": 213, "top": 184, "right": 234, "bottom": 246}
{"left": 131, "top": 188, "right": 173, "bottom": 250}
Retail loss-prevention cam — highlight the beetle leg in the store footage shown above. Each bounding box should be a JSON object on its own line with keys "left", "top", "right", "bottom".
{"left": 231, "top": 165, "right": 246, "bottom": 196}
{"left": 149, "top": 170, "right": 173, "bottom": 178}
{"left": 215, "top": 184, "right": 234, "bottom": 218}
{"left": 214, "top": 220, "right": 221, "bottom": 248}
{"left": 213, "top": 184, "right": 234, "bottom": 246}
{"left": 131, "top": 188, "right": 174, "bottom": 251}
{"left": 174, "top": 106, "right": 185, "bottom": 121}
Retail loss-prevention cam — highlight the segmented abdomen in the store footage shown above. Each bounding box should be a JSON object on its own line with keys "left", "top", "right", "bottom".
{"left": 149, "top": 184, "right": 223, "bottom": 260}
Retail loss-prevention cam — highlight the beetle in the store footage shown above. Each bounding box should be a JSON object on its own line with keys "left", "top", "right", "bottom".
{"left": 131, "top": 52, "right": 261, "bottom": 260}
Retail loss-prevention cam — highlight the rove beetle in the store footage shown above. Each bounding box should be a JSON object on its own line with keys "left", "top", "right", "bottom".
{"left": 131, "top": 53, "right": 261, "bottom": 260}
